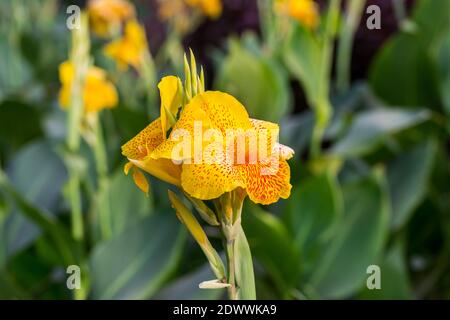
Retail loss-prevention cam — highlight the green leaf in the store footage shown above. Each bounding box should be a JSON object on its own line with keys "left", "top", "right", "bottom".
{"left": 243, "top": 203, "right": 300, "bottom": 295}
{"left": 0, "top": 140, "right": 68, "bottom": 260}
{"left": 0, "top": 36, "right": 32, "bottom": 99}
{"left": 309, "top": 171, "right": 390, "bottom": 298}
{"left": 284, "top": 171, "right": 342, "bottom": 277}
{"left": 412, "top": 0, "right": 450, "bottom": 45}
{"left": 359, "top": 241, "right": 413, "bottom": 299}
{"left": 156, "top": 263, "right": 224, "bottom": 300}
{"left": 330, "top": 108, "right": 430, "bottom": 157}
{"left": 387, "top": 139, "right": 437, "bottom": 230}
{"left": 0, "top": 100, "right": 42, "bottom": 151}
{"left": 89, "top": 214, "right": 185, "bottom": 299}
{"left": 437, "top": 34, "right": 450, "bottom": 117}
{"left": 369, "top": 33, "right": 441, "bottom": 108}
{"left": 283, "top": 24, "right": 322, "bottom": 105}
{"left": 215, "top": 38, "right": 291, "bottom": 122}
{"left": 101, "top": 168, "right": 153, "bottom": 237}
{"left": 234, "top": 226, "right": 256, "bottom": 300}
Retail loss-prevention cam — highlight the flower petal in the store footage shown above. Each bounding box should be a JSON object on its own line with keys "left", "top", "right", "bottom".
{"left": 158, "top": 76, "right": 183, "bottom": 138}
{"left": 121, "top": 118, "right": 164, "bottom": 160}
{"left": 130, "top": 157, "right": 181, "bottom": 186}
{"left": 181, "top": 162, "right": 245, "bottom": 200}
{"left": 240, "top": 158, "right": 292, "bottom": 205}
{"left": 132, "top": 168, "right": 150, "bottom": 195}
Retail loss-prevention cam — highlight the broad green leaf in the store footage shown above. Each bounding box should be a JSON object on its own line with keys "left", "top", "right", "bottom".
{"left": 101, "top": 168, "right": 153, "bottom": 237}
{"left": 309, "top": 171, "right": 390, "bottom": 298}
{"left": 437, "top": 34, "right": 450, "bottom": 117}
{"left": 89, "top": 214, "right": 185, "bottom": 299}
{"left": 235, "top": 226, "right": 256, "bottom": 300}
{"left": 215, "top": 38, "right": 290, "bottom": 122}
{"left": 412, "top": 0, "right": 450, "bottom": 45}
{"left": 243, "top": 203, "right": 300, "bottom": 295}
{"left": 369, "top": 33, "right": 441, "bottom": 108}
{"left": 283, "top": 24, "right": 322, "bottom": 105}
{"left": 0, "top": 170, "right": 76, "bottom": 266}
{"left": 359, "top": 241, "right": 413, "bottom": 299}
{"left": 330, "top": 108, "right": 430, "bottom": 157}
{"left": 156, "top": 263, "right": 224, "bottom": 300}
{"left": 0, "top": 140, "right": 68, "bottom": 260}
{"left": 112, "top": 107, "right": 149, "bottom": 142}
{"left": 0, "top": 36, "right": 32, "bottom": 100}
{"left": 387, "top": 139, "right": 437, "bottom": 230}
{"left": 285, "top": 171, "right": 342, "bottom": 277}
{"left": 0, "top": 100, "right": 42, "bottom": 151}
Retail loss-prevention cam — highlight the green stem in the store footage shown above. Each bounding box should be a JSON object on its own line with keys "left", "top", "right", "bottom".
{"left": 68, "top": 173, "right": 83, "bottom": 241}
{"left": 336, "top": 0, "right": 366, "bottom": 94}
{"left": 140, "top": 50, "right": 157, "bottom": 119}
{"left": 219, "top": 190, "right": 250, "bottom": 300}
{"left": 91, "top": 115, "right": 112, "bottom": 239}
{"left": 310, "top": 0, "right": 341, "bottom": 158}
{"left": 225, "top": 238, "right": 238, "bottom": 300}
{"left": 66, "top": 13, "right": 90, "bottom": 241}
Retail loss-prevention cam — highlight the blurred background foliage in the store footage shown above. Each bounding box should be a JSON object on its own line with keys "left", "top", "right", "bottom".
{"left": 0, "top": 0, "right": 449, "bottom": 299}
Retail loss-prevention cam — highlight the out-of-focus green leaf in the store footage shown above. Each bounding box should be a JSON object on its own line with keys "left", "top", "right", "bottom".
{"left": 155, "top": 263, "right": 224, "bottom": 300}
{"left": 0, "top": 36, "right": 32, "bottom": 99}
{"left": 359, "top": 241, "right": 413, "bottom": 299}
{"left": 283, "top": 24, "right": 322, "bottom": 105}
{"left": 112, "top": 107, "right": 149, "bottom": 142}
{"left": 280, "top": 112, "right": 314, "bottom": 156}
{"left": 369, "top": 33, "right": 441, "bottom": 108}
{"left": 0, "top": 140, "right": 68, "bottom": 260}
{"left": 330, "top": 108, "right": 430, "bottom": 157}
{"left": 387, "top": 139, "right": 437, "bottom": 230}
{"left": 89, "top": 214, "right": 185, "bottom": 299}
{"left": 309, "top": 171, "right": 390, "bottom": 298}
{"left": 437, "top": 35, "right": 450, "bottom": 117}
{"left": 412, "top": 0, "right": 450, "bottom": 45}
{"left": 0, "top": 100, "right": 42, "bottom": 151}
{"left": 100, "top": 168, "right": 153, "bottom": 237}
{"left": 235, "top": 226, "right": 256, "bottom": 300}
{"left": 243, "top": 203, "right": 300, "bottom": 295}
{"left": 285, "top": 171, "right": 342, "bottom": 277}
{"left": 0, "top": 169, "right": 76, "bottom": 267}
{"left": 215, "top": 38, "right": 290, "bottom": 122}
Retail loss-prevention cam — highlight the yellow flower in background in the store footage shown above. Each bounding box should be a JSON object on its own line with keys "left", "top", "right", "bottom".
{"left": 103, "top": 20, "right": 148, "bottom": 70}
{"left": 275, "top": 0, "right": 320, "bottom": 29}
{"left": 88, "top": 0, "right": 135, "bottom": 37}
{"left": 59, "top": 61, "right": 118, "bottom": 113}
{"left": 186, "top": 0, "right": 222, "bottom": 19}
{"left": 157, "top": 0, "right": 222, "bottom": 33}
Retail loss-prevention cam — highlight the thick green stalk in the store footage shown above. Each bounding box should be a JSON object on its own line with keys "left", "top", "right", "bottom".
{"left": 219, "top": 190, "right": 253, "bottom": 300}
{"left": 66, "top": 13, "right": 90, "bottom": 241}
{"left": 336, "top": 0, "right": 366, "bottom": 94}
{"left": 225, "top": 237, "right": 238, "bottom": 300}
{"left": 140, "top": 50, "right": 157, "bottom": 118}
{"left": 310, "top": 0, "right": 342, "bottom": 158}
{"left": 91, "top": 115, "right": 112, "bottom": 239}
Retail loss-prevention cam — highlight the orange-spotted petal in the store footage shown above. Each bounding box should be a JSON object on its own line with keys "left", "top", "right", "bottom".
{"left": 122, "top": 118, "right": 164, "bottom": 160}
{"left": 239, "top": 157, "right": 292, "bottom": 205}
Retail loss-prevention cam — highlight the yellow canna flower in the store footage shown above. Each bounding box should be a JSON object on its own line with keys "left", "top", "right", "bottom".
{"left": 185, "top": 0, "right": 222, "bottom": 19}
{"left": 103, "top": 20, "right": 148, "bottom": 70}
{"left": 275, "top": 0, "right": 320, "bottom": 29}
{"left": 123, "top": 80, "right": 294, "bottom": 205}
{"left": 59, "top": 61, "right": 118, "bottom": 113}
{"left": 88, "top": 0, "right": 135, "bottom": 37}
